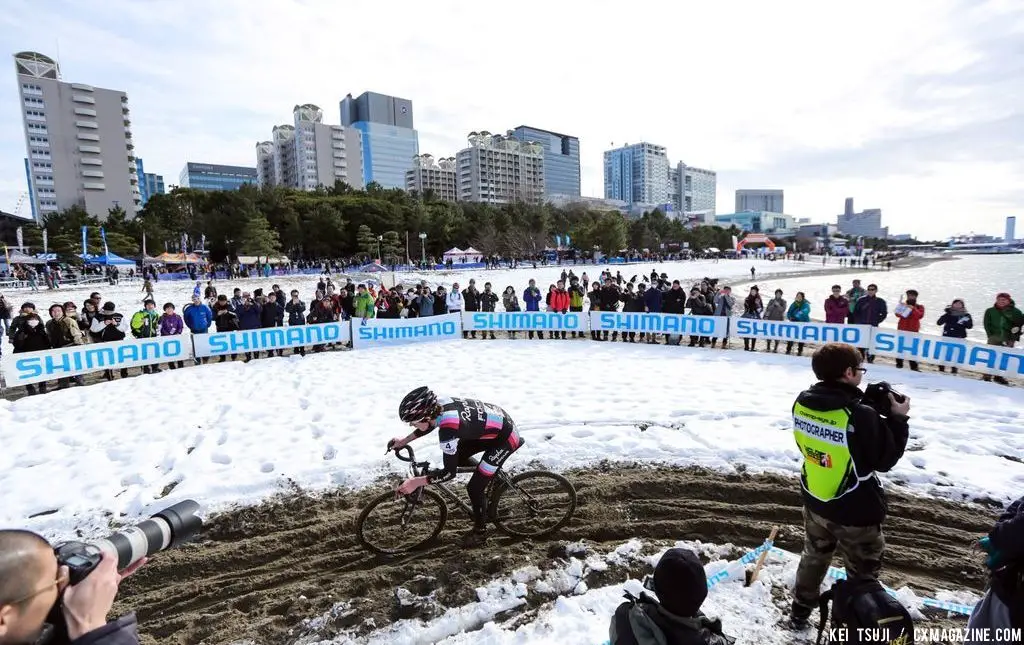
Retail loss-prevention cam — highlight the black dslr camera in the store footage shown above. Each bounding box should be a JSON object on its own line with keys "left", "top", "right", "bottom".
{"left": 861, "top": 381, "right": 906, "bottom": 417}
{"left": 40, "top": 501, "right": 202, "bottom": 644}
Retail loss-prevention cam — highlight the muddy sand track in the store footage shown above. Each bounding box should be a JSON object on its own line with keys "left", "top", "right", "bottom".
{"left": 117, "top": 465, "right": 996, "bottom": 645}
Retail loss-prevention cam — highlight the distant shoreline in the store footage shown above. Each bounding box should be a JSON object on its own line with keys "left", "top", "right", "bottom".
{"left": 730, "top": 254, "right": 952, "bottom": 291}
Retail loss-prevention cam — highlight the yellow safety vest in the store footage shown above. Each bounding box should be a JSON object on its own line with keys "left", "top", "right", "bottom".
{"left": 792, "top": 403, "right": 858, "bottom": 502}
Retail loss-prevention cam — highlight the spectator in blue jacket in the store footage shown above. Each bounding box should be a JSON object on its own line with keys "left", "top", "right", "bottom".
{"left": 936, "top": 298, "right": 973, "bottom": 374}
{"left": 523, "top": 279, "right": 543, "bottom": 340}
{"left": 183, "top": 295, "right": 214, "bottom": 365}
{"left": 785, "top": 291, "right": 811, "bottom": 356}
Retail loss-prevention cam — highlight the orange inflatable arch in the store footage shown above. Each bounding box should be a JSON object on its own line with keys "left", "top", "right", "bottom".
{"left": 736, "top": 234, "right": 776, "bottom": 251}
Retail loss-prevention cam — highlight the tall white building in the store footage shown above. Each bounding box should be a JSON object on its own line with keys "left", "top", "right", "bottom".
{"left": 669, "top": 162, "right": 716, "bottom": 216}
{"left": 14, "top": 51, "right": 141, "bottom": 222}
{"left": 257, "top": 105, "right": 363, "bottom": 190}
{"left": 406, "top": 154, "right": 458, "bottom": 202}
{"left": 456, "top": 131, "right": 545, "bottom": 204}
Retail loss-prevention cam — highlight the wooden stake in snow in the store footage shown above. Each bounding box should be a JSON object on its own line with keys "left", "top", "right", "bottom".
{"left": 746, "top": 525, "right": 779, "bottom": 587}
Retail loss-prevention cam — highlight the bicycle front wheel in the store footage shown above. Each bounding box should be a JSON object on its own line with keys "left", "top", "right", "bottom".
{"left": 490, "top": 471, "right": 577, "bottom": 538}
{"left": 356, "top": 488, "right": 448, "bottom": 555}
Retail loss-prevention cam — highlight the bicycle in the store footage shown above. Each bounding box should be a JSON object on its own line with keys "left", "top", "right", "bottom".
{"left": 356, "top": 445, "right": 577, "bottom": 555}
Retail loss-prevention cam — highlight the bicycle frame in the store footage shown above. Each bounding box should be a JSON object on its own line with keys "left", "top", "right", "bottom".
{"left": 392, "top": 445, "right": 514, "bottom": 518}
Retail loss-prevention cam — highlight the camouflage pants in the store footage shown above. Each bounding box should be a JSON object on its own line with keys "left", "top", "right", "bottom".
{"left": 793, "top": 507, "right": 885, "bottom": 609}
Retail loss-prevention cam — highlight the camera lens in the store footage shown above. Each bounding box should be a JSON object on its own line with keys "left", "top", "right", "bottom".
{"left": 91, "top": 500, "right": 202, "bottom": 570}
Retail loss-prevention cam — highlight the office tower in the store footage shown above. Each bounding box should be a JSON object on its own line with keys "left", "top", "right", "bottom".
{"left": 179, "top": 163, "right": 257, "bottom": 191}
{"left": 339, "top": 91, "right": 419, "bottom": 189}
{"left": 735, "top": 189, "right": 784, "bottom": 213}
{"left": 509, "top": 126, "right": 579, "bottom": 198}
{"left": 604, "top": 142, "right": 669, "bottom": 205}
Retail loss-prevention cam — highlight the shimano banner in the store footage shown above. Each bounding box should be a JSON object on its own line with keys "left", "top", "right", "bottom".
{"left": 9, "top": 337, "right": 191, "bottom": 385}
{"left": 352, "top": 312, "right": 462, "bottom": 349}
{"left": 192, "top": 321, "right": 351, "bottom": 357}
{"left": 732, "top": 319, "right": 873, "bottom": 348}
{"left": 589, "top": 312, "right": 729, "bottom": 338}
{"left": 462, "top": 311, "right": 586, "bottom": 332}
{"left": 871, "top": 330, "right": 1024, "bottom": 377}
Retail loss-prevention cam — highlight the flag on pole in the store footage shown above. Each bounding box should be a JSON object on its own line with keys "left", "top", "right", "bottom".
{"left": 565, "top": 234, "right": 571, "bottom": 246}
{"left": 3, "top": 245, "right": 10, "bottom": 267}
{"left": 200, "top": 234, "right": 206, "bottom": 252}
{"left": 100, "top": 227, "right": 109, "bottom": 257}
{"left": 180, "top": 232, "right": 187, "bottom": 254}
{"left": 142, "top": 231, "right": 147, "bottom": 257}
{"left": 42, "top": 229, "right": 48, "bottom": 256}
{"left": 81, "top": 226, "right": 88, "bottom": 257}
{"left": 555, "top": 235, "right": 562, "bottom": 248}
{"left": 16, "top": 227, "right": 23, "bottom": 249}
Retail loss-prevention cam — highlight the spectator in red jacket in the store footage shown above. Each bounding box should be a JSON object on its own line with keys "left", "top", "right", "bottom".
{"left": 824, "top": 285, "right": 849, "bottom": 324}
{"left": 551, "top": 280, "right": 571, "bottom": 339}
{"left": 894, "top": 288, "right": 925, "bottom": 371}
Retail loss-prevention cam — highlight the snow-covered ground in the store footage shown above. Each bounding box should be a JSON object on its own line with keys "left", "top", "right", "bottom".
{"left": 303, "top": 539, "right": 981, "bottom": 645}
{"left": 3, "top": 340, "right": 1021, "bottom": 538}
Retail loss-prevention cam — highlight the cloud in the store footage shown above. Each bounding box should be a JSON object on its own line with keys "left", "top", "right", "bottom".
{"left": 0, "top": 0, "right": 1020, "bottom": 238}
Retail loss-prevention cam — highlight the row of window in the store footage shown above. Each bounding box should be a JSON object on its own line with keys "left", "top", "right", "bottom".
{"left": 32, "top": 161, "right": 52, "bottom": 169}
{"left": 27, "top": 123, "right": 47, "bottom": 132}
{"left": 24, "top": 97, "right": 44, "bottom": 106}
{"left": 36, "top": 174, "right": 54, "bottom": 182}
{"left": 22, "top": 83, "right": 42, "bottom": 91}
{"left": 26, "top": 110, "right": 45, "bottom": 117}
{"left": 28, "top": 135, "right": 49, "bottom": 144}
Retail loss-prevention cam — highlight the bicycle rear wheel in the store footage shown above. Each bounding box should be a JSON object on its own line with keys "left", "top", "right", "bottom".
{"left": 356, "top": 488, "right": 448, "bottom": 555}
{"left": 490, "top": 471, "right": 576, "bottom": 538}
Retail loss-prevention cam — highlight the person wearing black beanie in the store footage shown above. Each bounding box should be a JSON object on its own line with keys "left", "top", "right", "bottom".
{"left": 609, "top": 547, "right": 734, "bottom": 644}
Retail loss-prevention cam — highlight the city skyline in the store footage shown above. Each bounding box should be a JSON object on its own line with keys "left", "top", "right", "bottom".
{"left": 0, "top": 0, "right": 1021, "bottom": 238}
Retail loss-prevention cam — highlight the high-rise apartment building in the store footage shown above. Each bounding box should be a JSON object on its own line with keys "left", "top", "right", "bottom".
{"left": 135, "top": 158, "right": 164, "bottom": 206}
{"left": 509, "top": 126, "right": 579, "bottom": 198}
{"left": 292, "top": 104, "right": 363, "bottom": 190}
{"left": 604, "top": 143, "right": 669, "bottom": 205}
{"left": 179, "top": 163, "right": 257, "bottom": 192}
{"left": 272, "top": 125, "right": 296, "bottom": 188}
{"left": 256, "top": 106, "right": 363, "bottom": 191}
{"left": 14, "top": 51, "right": 141, "bottom": 221}
{"left": 339, "top": 91, "right": 419, "bottom": 189}
{"left": 255, "top": 141, "right": 275, "bottom": 187}
{"left": 406, "top": 154, "right": 458, "bottom": 202}
{"left": 735, "top": 189, "right": 784, "bottom": 213}
{"left": 669, "top": 162, "right": 717, "bottom": 215}
{"left": 456, "top": 132, "right": 545, "bottom": 205}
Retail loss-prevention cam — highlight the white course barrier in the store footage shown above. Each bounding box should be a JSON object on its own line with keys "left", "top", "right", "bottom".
{"left": 3, "top": 316, "right": 1022, "bottom": 390}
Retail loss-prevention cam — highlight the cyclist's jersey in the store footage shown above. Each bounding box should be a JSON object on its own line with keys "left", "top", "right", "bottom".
{"left": 426, "top": 396, "right": 518, "bottom": 484}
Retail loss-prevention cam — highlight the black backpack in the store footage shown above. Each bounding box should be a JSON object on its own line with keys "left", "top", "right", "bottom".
{"left": 816, "top": 577, "right": 914, "bottom": 645}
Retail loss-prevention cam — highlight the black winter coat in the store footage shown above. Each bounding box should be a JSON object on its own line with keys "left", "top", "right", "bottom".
{"left": 937, "top": 309, "right": 973, "bottom": 339}
{"left": 611, "top": 593, "right": 734, "bottom": 645}
{"left": 69, "top": 613, "right": 141, "bottom": 645}
{"left": 463, "top": 288, "right": 481, "bottom": 311}
{"left": 663, "top": 288, "right": 687, "bottom": 314}
{"left": 10, "top": 314, "right": 51, "bottom": 353}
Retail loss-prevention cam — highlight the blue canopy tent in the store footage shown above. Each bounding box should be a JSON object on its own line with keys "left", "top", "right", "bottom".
{"left": 82, "top": 252, "right": 136, "bottom": 266}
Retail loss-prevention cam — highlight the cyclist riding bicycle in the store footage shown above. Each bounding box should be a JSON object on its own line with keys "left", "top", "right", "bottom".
{"left": 390, "top": 386, "right": 524, "bottom": 541}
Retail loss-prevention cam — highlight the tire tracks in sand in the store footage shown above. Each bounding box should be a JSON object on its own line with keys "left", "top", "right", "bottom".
{"left": 117, "top": 465, "right": 996, "bottom": 645}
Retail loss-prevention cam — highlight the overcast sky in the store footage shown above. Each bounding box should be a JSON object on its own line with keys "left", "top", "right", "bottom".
{"left": 1, "top": 0, "right": 1021, "bottom": 239}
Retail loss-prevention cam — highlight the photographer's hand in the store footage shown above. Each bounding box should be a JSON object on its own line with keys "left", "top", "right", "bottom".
{"left": 889, "top": 393, "right": 911, "bottom": 417}
{"left": 62, "top": 552, "right": 146, "bottom": 639}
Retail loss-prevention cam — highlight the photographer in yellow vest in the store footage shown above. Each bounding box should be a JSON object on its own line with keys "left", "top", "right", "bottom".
{"left": 789, "top": 342, "right": 911, "bottom": 628}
